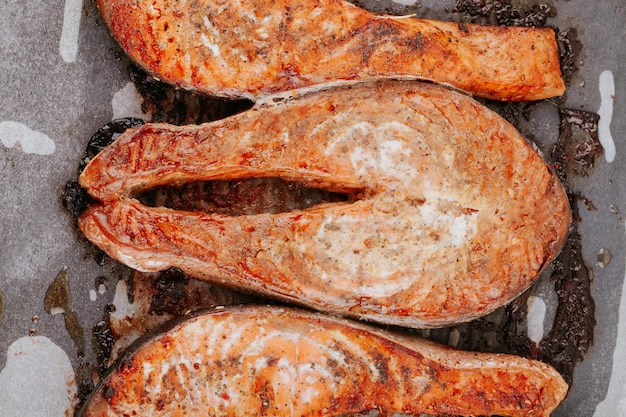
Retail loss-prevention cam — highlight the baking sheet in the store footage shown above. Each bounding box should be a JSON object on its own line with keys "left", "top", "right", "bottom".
{"left": 0, "top": 0, "right": 624, "bottom": 415}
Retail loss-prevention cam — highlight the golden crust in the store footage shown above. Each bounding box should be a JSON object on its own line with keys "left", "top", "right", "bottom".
{"left": 95, "top": 0, "right": 564, "bottom": 101}
{"left": 80, "top": 306, "right": 568, "bottom": 417}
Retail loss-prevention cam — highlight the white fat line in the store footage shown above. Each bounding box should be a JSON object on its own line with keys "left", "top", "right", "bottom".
{"left": 59, "top": 0, "right": 83, "bottom": 63}
{"left": 598, "top": 70, "right": 616, "bottom": 163}
{"left": 239, "top": 329, "right": 302, "bottom": 359}
{"left": 201, "top": 15, "right": 221, "bottom": 57}
{"left": 220, "top": 324, "right": 246, "bottom": 363}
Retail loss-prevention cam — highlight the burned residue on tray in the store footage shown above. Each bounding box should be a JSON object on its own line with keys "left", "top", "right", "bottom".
{"left": 530, "top": 108, "right": 601, "bottom": 383}
{"left": 79, "top": 117, "right": 146, "bottom": 173}
{"left": 557, "top": 28, "right": 583, "bottom": 85}
{"left": 148, "top": 268, "right": 256, "bottom": 318}
{"left": 129, "top": 66, "right": 253, "bottom": 126}
{"left": 43, "top": 267, "right": 95, "bottom": 412}
{"left": 93, "top": 314, "right": 116, "bottom": 375}
{"left": 62, "top": 117, "right": 146, "bottom": 227}
{"left": 75, "top": 361, "right": 95, "bottom": 408}
{"left": 148, "top": 268, "right": 192, "bottom": 317}
{"left": 553, "top": 108, "right": 602, "bottom": 180}
{"left": 62, "top": 119, "right": 149, "bottom": 268}
{"left": 456, "top": 0, "right": 556, "bottom": 27}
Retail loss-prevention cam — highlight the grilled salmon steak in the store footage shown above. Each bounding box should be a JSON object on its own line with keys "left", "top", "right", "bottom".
{"left": 78, "top": 81, "right": 571, "bottom": 328}
{"left": 79, "top": 306, "right": 568, "bottom": 417}
{"left": 96, "top": 0, "right": 564, "bottom": 101}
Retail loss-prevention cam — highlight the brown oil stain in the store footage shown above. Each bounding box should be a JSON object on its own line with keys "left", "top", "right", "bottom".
{"left": 44, "top": 267, "right": 86, "bottom": 357}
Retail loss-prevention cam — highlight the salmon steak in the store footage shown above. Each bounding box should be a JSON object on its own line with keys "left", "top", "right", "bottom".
{"left": 96, "top": 0, "right": 564, "bottom": 101}
{"left": 78, "top": 81, "right": 571, "bottom": 328}
{"left": 78, "top": 305, "right": 568, "bottom": 417}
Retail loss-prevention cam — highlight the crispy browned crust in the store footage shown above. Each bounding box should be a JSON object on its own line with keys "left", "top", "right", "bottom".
{"left": 78, "top": 81, "right": 571, "bottom": 328}
{"left": 95, "top": 0, "right": 564, "bottom": 101}
{"left": 79, "top": 306, "right": 568, "bottom": 417}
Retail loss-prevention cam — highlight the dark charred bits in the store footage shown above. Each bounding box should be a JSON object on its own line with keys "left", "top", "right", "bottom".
{"left": 149, "top": 268, "right": 191, "bottom": 316}
{"left": 139, "top": 178, "right": 353, "bottom": 217}
{"left": 75, "top": 362, "right": 95, "bottom": 409}
{"left": 61, "top": 180, "right": 91, "bottom": 226}
{"left": 93, "top": 319, "right": 116, "bottom": 375}
{"left": 102, "top": 384, "right": 116, "bottom": 400}
{"left": 61, "top": 178, "right": 110, "bottom": 265}
{"left": 455, "top": 0, "right": 555, "bottom": 27}
{"left": 552, "top": 108, "right": 602, "bottom": 181}
{"left": 129, "top": 66, "right": 253, "bottom": 125}
{"left": 557, "top": 28, "right": 583, "bottom": 85}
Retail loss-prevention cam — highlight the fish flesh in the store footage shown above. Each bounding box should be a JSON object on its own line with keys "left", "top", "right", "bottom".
{"left": 78, "top": 305, "right": 568, "bottom": 417}
{"left": 96, "top": 0, "right": 564, "bottom": 101}
{"left": 79, "top": 81, "right": 570, "bottom": 327}
{"left": 82, "top": 306, "right": 569, "bottom": 416}
{"left": 79, "top": 81, "right": 571, "bottom": 328}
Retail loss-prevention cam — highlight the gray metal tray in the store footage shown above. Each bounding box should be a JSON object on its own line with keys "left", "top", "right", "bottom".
{"left": 0, "top": 0, "right": 623, "bottom": 415}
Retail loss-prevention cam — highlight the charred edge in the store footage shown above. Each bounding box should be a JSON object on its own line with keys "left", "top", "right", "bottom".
{"left": 61, "top": 180, "right": 113, "bottom": 265}
{"left": 80, "top": 117, "right": 146, "bottom": 173}
{"left": 61, "top": 180, "right": 93, "bottom": 226}
{"left": 62, "top": 117, "right": 144, "bottom": 230}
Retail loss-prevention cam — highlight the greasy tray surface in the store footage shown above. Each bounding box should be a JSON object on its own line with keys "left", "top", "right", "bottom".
{"left": 0, "top": 0, "right": 624, "bottom": 416}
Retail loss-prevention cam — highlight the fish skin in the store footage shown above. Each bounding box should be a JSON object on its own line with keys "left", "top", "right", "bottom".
{"left": 95, "top": 0, "right": 564, "bottom": 101}
{"left": 78, "top": 305, "right": 568, "bottom": 417}
{"left": 78, "top": 81, "right": 571, "bottom": 328}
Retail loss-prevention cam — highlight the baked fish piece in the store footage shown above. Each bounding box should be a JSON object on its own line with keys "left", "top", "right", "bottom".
{"left": 79, "top": 81, "right": 571, "bottom": 328}
{"left": 78, "top": 305, "right": 568, "bottom": 417}
{"left": 96, "top": 0, "right": 564, "bottom": 101}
